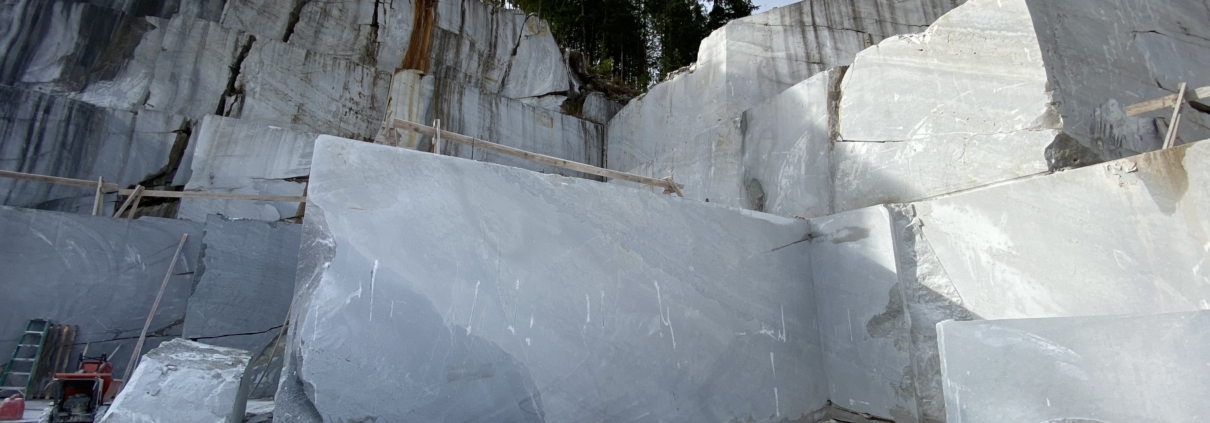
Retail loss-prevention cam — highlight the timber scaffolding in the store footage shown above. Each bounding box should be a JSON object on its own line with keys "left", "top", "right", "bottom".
{"left": 0, "top": 120, "right": 686, "bottom": 216}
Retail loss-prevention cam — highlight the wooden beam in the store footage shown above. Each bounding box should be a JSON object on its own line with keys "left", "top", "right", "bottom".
{"left": 1163, "top": 83, "right": 1188, "bottom": 149}
{"left": 0, "top": 170, "right": 307, "bottom": 202}
{"left": 1126, "top": 85, "right": 1210, "bottom": 116}
{"left": 392, "top": 119, "right": 684, "bottom": 194}
{"left": 114, "top": 185, "right": 145, "bottom": 218}
{"left": 92, "top": 177, "right": 106, "bottom": 216}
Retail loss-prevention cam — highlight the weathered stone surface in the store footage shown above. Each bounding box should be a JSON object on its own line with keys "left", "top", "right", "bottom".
{"left": 938, "top": 311, "right": 1210, "bottom": 423}
{"left": 833, "top": 0, "right": 1060, "bottom": 212}
{"left": 378, "top": 70, "right": 603, "bottom": 179}
{"left": 607, "top": 0, "right": 966, "bottom": 180}
{"left": 100, "top": 339, "right": 252, "bottom": 423}
{"left": 890, "top": 140, "right": 1210, "bottom": 421}
{"left": 741, "top": 69, "right": 839, "bottom": 218}
{"left": 220, "top": 0, "right": 577, "bottom": 101}
{"left": 234, "top": 38, "right": 392, "bottom": 141}
{"left": 177, "top": 115, "right": 314, "bottom": 222}
{"left": 184, "top": 216, "right": 300, "bottom": 398}
{"left": 0, "top": 86, "right": 186, "bottom": 214}
{"left": 1025, "top": 0, "right": 1210, "bottom": 161}
{"left": 0, "top": 2, "right": 247, "bottom": 116}
{"left": 0, "top": 206, "right": 204, "bottom": 379}
{"left": 88, "top": 0, "right": 226, "bottom": 20}
{"left": 808, "top": 206, "right": 918, "bottom": 423}
{"left": 277, "top": 136, "right": 828, "bottom": 422}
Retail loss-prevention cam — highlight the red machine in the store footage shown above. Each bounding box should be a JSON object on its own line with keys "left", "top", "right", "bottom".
{"left": 45, "top": 354, "right": 114, "bottom": 423}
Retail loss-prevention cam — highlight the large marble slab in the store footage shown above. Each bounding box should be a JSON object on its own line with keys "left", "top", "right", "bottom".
{"left": 276, "top": 136, "right": 828, "bottom": 422}
{"left": 833, "top": 0, "right": 1058, "bottom": 211}
{"left": 888, "top": 140, "right": 1210, "bottom": 421}
{"left": 100, "top": 339, "right": 252, "bottom": 423}
{"left": 177, "top": 115, "right": 314, "bottom": 222}
{"left": 938, "top": 311, "right": 1210, "bottom": 423}
{"left": 808, "top": 206, "right": 918, "bottom": 422}
{"left": 184, "top": 216, "right": 300, "bottom": 399}
{"left": 0, "top": 206, "right": 204, "bottom": 379}
{"left": 606, "top": 0, "right": 966, "bottom": 179}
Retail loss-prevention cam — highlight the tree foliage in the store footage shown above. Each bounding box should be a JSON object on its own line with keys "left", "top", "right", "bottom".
{"left": 510, "top": 0, "right": 757, "bottom": 91}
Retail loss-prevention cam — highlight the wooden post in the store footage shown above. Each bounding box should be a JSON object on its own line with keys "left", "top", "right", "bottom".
{"left": 126, "top": 188, "right": 144, "bottom": 219}
{"left": 114, "top": 185, "right": 145, "bottom": 218}
{"left": 1163, "top": 82, "right": 1187, "bottom": 149}
{"left": 92, "top": 177, "right": 106, "bottom": 216}
{"left": 392, "top": 119, "right": 684, "bottom": 193}
{"left": 432, "top": 119, "right": 443, "bottom": 155}
{"left": 120, "top": 233, "right": 188, "bottom": 390}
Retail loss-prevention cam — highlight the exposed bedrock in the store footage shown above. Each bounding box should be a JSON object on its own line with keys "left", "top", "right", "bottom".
{"left": 278, "top": 136, "right": 828, "bottom": 422}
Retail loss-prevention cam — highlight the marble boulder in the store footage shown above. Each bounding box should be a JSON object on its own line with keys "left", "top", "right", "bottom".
{"left": 100, "top": 339, "right": 252, "bottom": 423}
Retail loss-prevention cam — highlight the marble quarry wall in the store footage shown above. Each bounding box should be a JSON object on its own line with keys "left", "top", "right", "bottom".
{"left": 614, "top": 0, "right": 1210, "bottom": 221}
{"left": 279, "top": 136, "right": 829, "bottom": 423}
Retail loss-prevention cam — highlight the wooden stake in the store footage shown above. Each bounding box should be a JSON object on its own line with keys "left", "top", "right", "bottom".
{"left": 114, "top": 185, "right": 145, "bottom": 218}
{"left": 432, "top": 118, "right": 443, "bottom": 155}
{"left": 1163, "top": 83, "right": 1188, "bottom": 149}
{"left": 120, "top": 233, "right": 188, "bottom": 391}
{"left": 393, "top": 119, "right": 685, "bottom": 193}
{"left": 126, "top": 188, "right": 144, "bottom": 219}
{"left": 93, "top": 177, "right": 106, "bottom": 216}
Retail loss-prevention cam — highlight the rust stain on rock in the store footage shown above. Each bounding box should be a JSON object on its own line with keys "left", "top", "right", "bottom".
{"left": 399, "top": 0, "right": 438, "bottom": 72}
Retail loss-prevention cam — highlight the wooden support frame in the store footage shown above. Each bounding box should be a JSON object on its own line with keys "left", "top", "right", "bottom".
{"left": 0, "top": 170, "right": 307, "bottom": 203}
{"left": 113, "top": 185, "right": 145, "bottom": 218}
{"left": 1162, "top": 82, "right": 1188, "bottom": 150}
{"left": 392, "top": 119, "right": 685, "bottom": 195}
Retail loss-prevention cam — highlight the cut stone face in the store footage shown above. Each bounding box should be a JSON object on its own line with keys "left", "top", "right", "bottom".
{"left": 278, "top": 136, "right": 828, "bottom": 422}
{"left": 184, "top": 215, "right": 300, "bottom": 398}
{"left": 808, "top": 206, "right": 918, "bottom": 423}
{"left": 938, "top": 311, "right": 1210, "bottom": 423}
{"left": 100, "top": 339, "right": 252, "bottom": 423}
{"left": 0, "top": 86, "right": 186, "bottom": 214}
{"left": 177, "top": 115, "right": 315, "bottom": 222}
{"left": 606, "top": 0, "right": 967, "bottom": 184}
{"left": 0, "top": 206, "right": 204, "bottom": 379}
{"left": 378, "top": 70, "right": 603, "bottom": 179}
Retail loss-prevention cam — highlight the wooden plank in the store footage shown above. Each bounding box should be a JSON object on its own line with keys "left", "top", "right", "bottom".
{"left": 127, "top": 189, "right": 144, "bottom": 219}
{"left": 121, "top": 234, "right": 188, "bottom": 391}
{"left": 1126, "top": 85, "right": 1210, "bottom": 116}
{"left": 92, "top": 177, "right": 106, "bottom": 216}
{"left": 392, "top": 119, "right": 684, "bottom": 193}
{"left": 0, "top": 170, "right": 306, "bottom": 202}
{"left": 1163, "top": 83, "right": 1188, "bottom": 149}
{"left": 114, "top": 185, "right": 145, "bottom": 218}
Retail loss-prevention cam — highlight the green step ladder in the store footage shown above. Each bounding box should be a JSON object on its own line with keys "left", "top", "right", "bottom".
{"left": 0, "top": 319, "right": 51, "bottom": 396}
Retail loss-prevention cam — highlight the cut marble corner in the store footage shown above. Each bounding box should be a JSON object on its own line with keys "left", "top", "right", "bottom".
{"left": 938, "top": 311, "right": 1210, "bottom": 423}
{"left": 279, "top": 135, "right": 826, "bottom": 422}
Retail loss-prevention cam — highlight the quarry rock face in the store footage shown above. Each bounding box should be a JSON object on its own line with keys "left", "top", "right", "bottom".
{"left": 377, "top": 70, "right": 604, "bottom": 179}
{"left": 938, "top": 312, "right": 1210, "bottom": 423}
{"left": 606, "top": 0, "right": 968, "bottom": 191}
{"left": 278, "top": 136, "right": 828, "bottom": 423}
{"left": 177, "top": 115, "right": 315, "bottom": 222}
{"left": 0, "top": 206, "right": 204, "bottom": 379}
{"left": 100, "top": 339, "right": 252, "bottom": 423}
